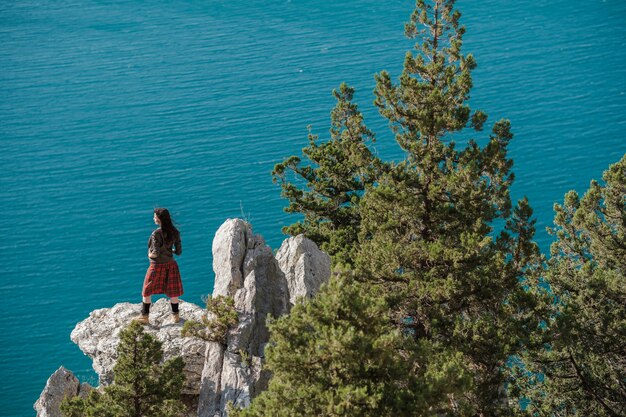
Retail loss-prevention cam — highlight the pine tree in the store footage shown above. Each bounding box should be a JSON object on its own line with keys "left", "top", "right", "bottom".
{"left": 272, "top": 83, "right": 381, "bottom": 265}
{"left": 259, "top": 0, "right": 547, "bottom": 415}
{"left": 230, "top": 272, "right": 470, "bottom": 417}
{"left": 61, "top": 321, "right": 186, "bottom": 417}
{"left": 354, "top": 0, "right": 546, "bottom": 414}
{"left": 510, "top": 155, "right": 626, "bottom": 416}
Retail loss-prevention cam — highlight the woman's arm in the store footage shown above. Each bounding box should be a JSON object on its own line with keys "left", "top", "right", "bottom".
{"left": 174, "top": 237, "right": 182, "bottom": 256}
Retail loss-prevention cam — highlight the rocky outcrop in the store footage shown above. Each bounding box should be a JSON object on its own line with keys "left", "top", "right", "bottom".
{"left": 276, "top": 234, "right": 331, "bottom": 305}
{"left": 198, "top": 219, "right": 290, "bottom": 416}
{"left": 197, "top": 220, "right": 332, "bottom": 416}
{"left": 34, "top": 367, "right": 92, "bottom": 417}
{"left": 70, "top": 299, "right": 208, "bottom": 395}
{"left": 37, "top": 219, "right": 332, "bottom": 417}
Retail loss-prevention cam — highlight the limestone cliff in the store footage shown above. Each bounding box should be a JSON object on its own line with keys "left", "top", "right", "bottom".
{"left": 35, "top": 219, "right": 331, "bottom": 417}
{"left": 70, "top": 299, "right": 208, "bottom": 395}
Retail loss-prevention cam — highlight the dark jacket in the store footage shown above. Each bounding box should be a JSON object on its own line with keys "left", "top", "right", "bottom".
{"left": 148, "top": 228, "right": 182, "bottom": 264}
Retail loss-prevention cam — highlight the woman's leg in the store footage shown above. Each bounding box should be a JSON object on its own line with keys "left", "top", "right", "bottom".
{"left": 141, "top": 296, "right": 151, "bottom": 316}
{"left": 136, "top": 263, "right": 155, "bottom": 324}
{"left": 169, "top": 297, "right": 180, "bottom": 323}
{"left": 134, "top": 295, "right": 152, "bottom": 324}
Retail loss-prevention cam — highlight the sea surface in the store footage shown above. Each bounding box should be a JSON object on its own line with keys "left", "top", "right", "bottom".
{"left": 1, "top": 1, "right": 625, "bottom": 415}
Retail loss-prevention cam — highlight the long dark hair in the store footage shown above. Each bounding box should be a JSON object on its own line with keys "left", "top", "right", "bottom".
{"left": 154, "top": 208, "right": 180, "bottom": 243}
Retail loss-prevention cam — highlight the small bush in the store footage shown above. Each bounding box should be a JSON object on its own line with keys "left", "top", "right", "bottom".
{"left": 181, "top": 295, "right": 238, "bottom": 345}
{"left": 239, "top": 349, "right": 251, "bottom": 368}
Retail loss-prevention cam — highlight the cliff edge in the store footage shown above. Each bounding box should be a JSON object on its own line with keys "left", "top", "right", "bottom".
{"left": 34, "top": 219, "right": 331, "bottom": 417}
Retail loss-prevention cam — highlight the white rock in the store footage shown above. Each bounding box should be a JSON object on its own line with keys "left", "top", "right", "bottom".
{"left": 212, "top": 219, "right": 251, "bottom": 298}
{"left": 276, "top": 234, "right": 331, "bottom": 305}
{"left": 197, "top": 342, "right": 225, "bottom": 417}
{"left": 70, "top": 298, "right": 207, "bottom": 395}
{"left": 219, "top": 351, "right": 253, "bottom": 410}
{"left": 34, "top": 366, "right": 85, "bottom": 417}
{"left": 198, "top": 219, "right": 290, "bottom": 417}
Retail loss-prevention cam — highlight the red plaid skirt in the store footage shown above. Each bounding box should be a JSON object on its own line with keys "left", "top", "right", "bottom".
{"left": 142, "top": 261, "right": 183, "bottom": 298}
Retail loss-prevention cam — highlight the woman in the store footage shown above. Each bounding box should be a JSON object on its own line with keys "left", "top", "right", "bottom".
{"left": 135, "top": 208, "right": 183, "bottom": 325}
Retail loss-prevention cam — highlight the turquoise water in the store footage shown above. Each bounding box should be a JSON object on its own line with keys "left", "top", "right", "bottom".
{"left": 1, "top": 1, "right": 625, "bottom": 415}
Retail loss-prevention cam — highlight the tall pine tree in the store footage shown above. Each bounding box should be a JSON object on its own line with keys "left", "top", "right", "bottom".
{"left": 61, "top": 321, "right": 186, "bottom": 417}
{"left": 258, "top": 1, "right": 546, "bottom": 415}
{"left": 272, "top": 83, "right": 381, "bottom": 265}
{"left": 510, "top": 155, "right": 626, "bottom": 417}
{"left": 354, "top": 0, "right": 545, "bottom": 414}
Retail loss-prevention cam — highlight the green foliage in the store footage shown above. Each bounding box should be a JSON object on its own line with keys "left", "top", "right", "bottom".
{"left": 272, "top": 82, "right": 382, "bottom": 265}
{"left": 510, "top": 155, "right": 626, "bottom": 417}
{"left": 61, "top": 391, "right": 115, "bottom": 417}
{"left": 261, "top": 0, "right": 607, "bottom": 415}
{"left": 375, "top": 0, "right": 485, "bottom": 151}
{"left": 181, "top": 295, "right": 238, "bottom": 346}
{"left": 353, "top": 0, "right": 546, "bottom": 413}
{"left": 356, "top": 171, "right": 546, "bottom": 415}
{"left": 239, "top": 349, "right": 251, "bottom": 368}
{"left": 230, "top": 272, "right": 470, "bottom": 417}
{"left": 61, "top": 321, "right": 185, "bottom": 417}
